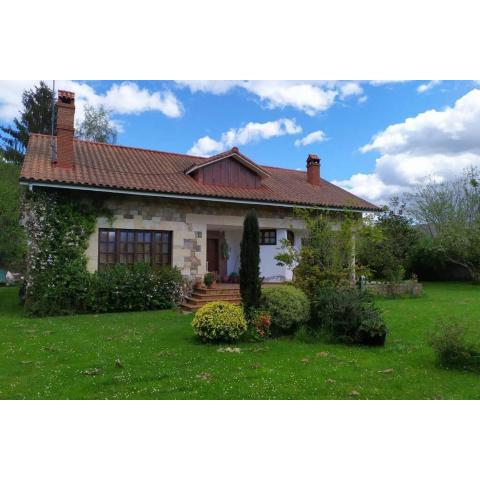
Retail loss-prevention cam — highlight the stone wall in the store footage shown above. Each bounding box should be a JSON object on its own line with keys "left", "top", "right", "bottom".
{"left": 365, "top": 281, "right": 423, "bottom": 297}
{"left": 84, "top": 193, "right": 308, "bottom": 279}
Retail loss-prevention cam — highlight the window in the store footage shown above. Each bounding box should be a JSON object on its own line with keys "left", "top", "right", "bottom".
{"left": 287, "top": 230, "right": 295, "bottom": 246}
{"left": 98, "top": 229, "right": 172, "bottom": 270}
{"left": 259, "top": 229, "right": 277, "bottom": 245}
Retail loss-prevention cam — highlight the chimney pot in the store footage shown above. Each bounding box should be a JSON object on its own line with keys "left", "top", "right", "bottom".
{"left": 55, "top": 90, "right": 75, "bottom": 168}
{"left": 306, "top": 154, "right": 320, "bottom": 186}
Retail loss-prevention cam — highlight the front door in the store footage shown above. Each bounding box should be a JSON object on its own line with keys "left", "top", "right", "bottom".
{"left": 207, "top": 238, "right": 219, "bottom": 273}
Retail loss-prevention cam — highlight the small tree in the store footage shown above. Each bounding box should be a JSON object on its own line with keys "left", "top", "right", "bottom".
{"left": 239, "top": 210, "right": 261, "bottom": 314}
{"left": 0, "top": 81, "right": 54, "bottom": 164}
{"left": 276, "top": 209, "right": 359, "bottom": 297}
{"left": 407, "top": 168, "right": 480, "bottom": 283}
{"left": 357, "top": 198, "right": 419, "bottom": 282}
{"left": 75, "top": 104, "right": 118, "bottom": 144}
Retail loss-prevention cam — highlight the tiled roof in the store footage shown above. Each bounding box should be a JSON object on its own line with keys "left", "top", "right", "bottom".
{"left": 20, "top": 134, "right": 380, "bottom": 211}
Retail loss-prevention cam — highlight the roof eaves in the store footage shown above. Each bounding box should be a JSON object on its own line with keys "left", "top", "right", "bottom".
{"left": 19, "top": 178, "right": 381, "bottom": 212}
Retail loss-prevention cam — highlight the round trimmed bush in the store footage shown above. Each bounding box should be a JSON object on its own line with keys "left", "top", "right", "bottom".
{"left": 192, "top": 301, "right": 247, "bottom": 342}
{"left": 261, "top": 285, "right": 309, "bottom": 333}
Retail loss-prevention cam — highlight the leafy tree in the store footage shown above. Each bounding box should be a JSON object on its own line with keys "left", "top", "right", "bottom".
{"left": 75, "top": 104, "right": 117, "bottom": 143}
{"left": 407, "top": 167, "right": 480, "bottom": 283}
{"left": 239, "top": 210, "right": 261, "bottom": 314}
{"left": 0, "top": 81, "right": 54, "bottom": 164}
{"left": 0, "top": 161, "right": 26, "bottom": 271}
{"left": 276, "top": 210, "right": 359, "bottom": 296}
{"left": 357, "top": 198, "right": 419, "bottom": 281}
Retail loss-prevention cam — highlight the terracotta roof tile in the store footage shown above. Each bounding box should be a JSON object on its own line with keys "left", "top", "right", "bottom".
{"left": 20, "top": 134, "right": 380, "bottom": 211}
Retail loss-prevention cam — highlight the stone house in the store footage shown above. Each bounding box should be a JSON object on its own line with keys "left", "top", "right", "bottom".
{"left": 20, "top": 90, "right": 379, "bottom": 283}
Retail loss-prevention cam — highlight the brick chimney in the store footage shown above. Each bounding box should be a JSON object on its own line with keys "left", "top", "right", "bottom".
{"left": 55, "top": 90, "right": 75, "bottom": 168}
{"left": 306, "top": 154, "right": 320, "bottom": 186}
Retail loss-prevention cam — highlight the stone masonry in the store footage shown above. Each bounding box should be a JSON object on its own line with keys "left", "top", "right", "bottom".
{"left": 83, "top": 193, "right": 324, "bottom": 279}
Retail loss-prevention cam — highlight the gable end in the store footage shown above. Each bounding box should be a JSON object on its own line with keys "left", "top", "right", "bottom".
{"left": 191, "top": 156, "right": 262, "bottom": 188}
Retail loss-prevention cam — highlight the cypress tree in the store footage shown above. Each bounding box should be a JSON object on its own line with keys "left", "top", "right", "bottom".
{"left": 239, "top": 210, "right": 261, "bottom": 314}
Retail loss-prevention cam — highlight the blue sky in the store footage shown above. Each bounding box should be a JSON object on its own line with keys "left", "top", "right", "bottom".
{"left": 2, "top": 80, "right": 480, "bottom": 205}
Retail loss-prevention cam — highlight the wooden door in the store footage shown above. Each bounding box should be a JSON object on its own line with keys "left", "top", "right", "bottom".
{"left": 207, "top": 238, "right": 219, "bottom": 273}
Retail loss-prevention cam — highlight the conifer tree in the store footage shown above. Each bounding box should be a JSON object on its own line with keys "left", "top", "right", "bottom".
{"left": 0, "top": 81, "right": 54, "bottom": 164}
{"left": 239, "top": 210, "right": 261, "bottom": 314}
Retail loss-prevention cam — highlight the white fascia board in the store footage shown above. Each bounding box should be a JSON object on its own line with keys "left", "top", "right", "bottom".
{"left": 19, "top": 180, "right": 374, "bottom": 213}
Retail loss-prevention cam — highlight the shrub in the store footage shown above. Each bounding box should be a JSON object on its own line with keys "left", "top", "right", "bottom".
{"left": 430, "top": 319, "right": 480, "bottom": 370}
{"left": 22, "top": 191, "right": 184, "bottom": 316}
{"left": 204, "top": 272, "right": 214, "bottom": 287}
{"left": 247, "top": 309, "right": 271, "bottom": 340}
{"left": 357, "top": 316, "right": 387, "bottom": 346}
{"left": 23, "top": 191, "right": 100, "bottom": 316}
{"left": 192, "top": 301, "right": 247, "bottom": 342}
{"left": 261, "top": 285, "right": 309, "bottom": 334}
{"left": 87, "top": 263, "right": 183, "bottom": 313}
{"left": 310, "top": 286, "right": 385, "bottom": 344}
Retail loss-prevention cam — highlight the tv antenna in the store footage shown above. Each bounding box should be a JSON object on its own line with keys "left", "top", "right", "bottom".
{"left": 50, "top": 80, "right": 56, "bottom": 163}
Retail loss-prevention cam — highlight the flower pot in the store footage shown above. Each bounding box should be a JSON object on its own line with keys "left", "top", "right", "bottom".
{"left": 358, "top": 331, "right": 386, "bottom": 347}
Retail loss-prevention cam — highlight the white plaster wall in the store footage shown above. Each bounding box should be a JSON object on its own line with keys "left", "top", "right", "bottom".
{"left": 258, "top": 228, "right": 285, "bottom": 281}
{"left": 224, "top": 230, "right": 242, "bottom": 275}
{"left": 224, "top": 227, "right": 304, "bottom": 282}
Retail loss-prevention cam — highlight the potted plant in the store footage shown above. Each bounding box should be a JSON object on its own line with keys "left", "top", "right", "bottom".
{"left": 204, "top": 272, "right": 214, "bottom": 288}
{"left": 194, "top": 276, "right": 203, "bottom": 289}
{"left": 357, "top": 316, "right": 387, "bottom": 346}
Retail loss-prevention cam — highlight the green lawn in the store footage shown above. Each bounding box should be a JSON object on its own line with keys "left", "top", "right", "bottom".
{"left": 0, "top": 282, "right": 479, "bottom": 399}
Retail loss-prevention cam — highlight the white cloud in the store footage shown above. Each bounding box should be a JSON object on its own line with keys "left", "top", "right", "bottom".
{"left": 294, "top": 129, "right": 327, "bottom": 147}
{"left": 187, "top": 136, "right": 224, "bottom": 156}
{"left": 334, "top": 173, "right": 405, "bottom": 205}
{"left": 188, "top": 118, "right": 302, "bottom": 156}
{"left": 417, "top": 80, "right": 441, "bottom": 93}
{"left": 245, "top": 81, "right": 338, "bottom": 115}
{"left": 361, "top": 89, "right": 480, "bottom": 156}
{"left": 335, "top": 88, "right": 480, "bottom": 205}
{"left": 177, "top": 80, "right": 364, "bottom": 116}
{"left": 0, "top": 80, "right": 38, "bottom": 121}
{"left": 176, "top": 80, "right": 241, "bottom": 94}
{"left": 339, "top": 82, "right": 363, "bottom": 99}
{"left": 0, "top": 80, "right": 184, "bottom": 126}
{"left": 58, "top": 81, "right": 183, "bottom": 121}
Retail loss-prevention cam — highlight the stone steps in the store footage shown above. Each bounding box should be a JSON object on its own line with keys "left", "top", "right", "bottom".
{"left": 181, "top": 284, "right": 241, "bottom": 312}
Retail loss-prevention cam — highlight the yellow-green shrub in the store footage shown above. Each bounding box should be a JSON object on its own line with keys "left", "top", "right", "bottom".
{"left": 192, "top": 301, "right": 247, "bottom": 342}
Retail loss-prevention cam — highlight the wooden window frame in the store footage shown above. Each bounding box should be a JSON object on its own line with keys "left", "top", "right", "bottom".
{"left": 98, "top": 228, "right": 172, "bottom": 271}
{"left": 259, "top": 229, "right": 277, "bottom": 245}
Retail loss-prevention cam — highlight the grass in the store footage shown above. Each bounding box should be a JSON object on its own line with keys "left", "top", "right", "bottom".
{"left": 1, "top": 282, "right": 479, "bottom": 399}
